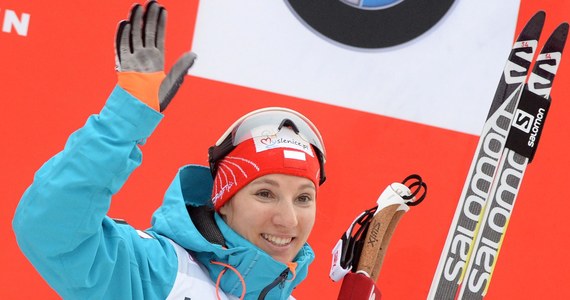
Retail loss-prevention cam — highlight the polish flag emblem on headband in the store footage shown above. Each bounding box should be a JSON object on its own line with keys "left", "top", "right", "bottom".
{"left": 211, "top": 127, "right": 320, "bottom": 210}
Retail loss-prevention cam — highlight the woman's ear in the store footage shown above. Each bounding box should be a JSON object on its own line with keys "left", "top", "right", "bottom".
{"left": 218, "top": 201, "right": 231, "bottom": 222}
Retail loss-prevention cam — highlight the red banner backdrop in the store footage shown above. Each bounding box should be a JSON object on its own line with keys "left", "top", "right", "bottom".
{"left": 1, "top": 0, "right": 568, "bottom": 299}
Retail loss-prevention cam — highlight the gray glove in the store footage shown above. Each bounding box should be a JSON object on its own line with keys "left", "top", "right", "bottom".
{"left": 115, "top": 1, "right": 196, "bottom": 111}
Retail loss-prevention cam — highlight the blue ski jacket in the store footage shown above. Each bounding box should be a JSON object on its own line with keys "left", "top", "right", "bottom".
{"left": 13, "top": 86, "right": 314, "bottom": 299}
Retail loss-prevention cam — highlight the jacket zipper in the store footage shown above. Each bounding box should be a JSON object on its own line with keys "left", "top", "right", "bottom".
{"left": 258, "top": 268, "right": 289, "bottom": 300}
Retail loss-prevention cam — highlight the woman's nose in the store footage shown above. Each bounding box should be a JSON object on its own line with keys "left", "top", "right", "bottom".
{"left": 272, "top": 199, "right": 299, "bottom": 228}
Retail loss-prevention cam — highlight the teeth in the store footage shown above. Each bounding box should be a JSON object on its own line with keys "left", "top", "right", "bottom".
{"left": 262, "top": 234, "right": 293, "bottom": 246}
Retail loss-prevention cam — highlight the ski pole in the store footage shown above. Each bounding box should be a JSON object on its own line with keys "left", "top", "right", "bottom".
{"left": 332, "top": 175, "right": 426, "bottom": 300}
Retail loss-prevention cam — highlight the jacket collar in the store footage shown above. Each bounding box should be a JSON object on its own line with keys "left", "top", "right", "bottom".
{"left": 151, "top": 165, "right": 314, "bottom": 299}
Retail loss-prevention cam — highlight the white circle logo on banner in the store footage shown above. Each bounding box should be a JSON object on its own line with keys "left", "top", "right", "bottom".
{"left": 286, "top": 0, "right": 455, "bottom": 49}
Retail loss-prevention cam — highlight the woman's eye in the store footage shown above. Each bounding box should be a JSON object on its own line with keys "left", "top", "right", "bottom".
{"left": 296, "top": 194, "right": 313, "bottom": 204}
{"left": 255, "top": 190, "right": 273, "bottom": 199}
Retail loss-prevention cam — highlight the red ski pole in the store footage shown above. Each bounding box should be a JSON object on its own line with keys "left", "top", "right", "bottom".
{"left": 333, "top": 175, "right": 427, "bottom": 300}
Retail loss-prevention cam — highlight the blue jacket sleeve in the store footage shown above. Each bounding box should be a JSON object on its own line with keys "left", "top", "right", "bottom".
{"left": 13, "top": 86, "right": 178, "bottom": 299}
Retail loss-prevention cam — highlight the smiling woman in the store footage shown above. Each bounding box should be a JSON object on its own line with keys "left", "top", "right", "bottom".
{"left": 11, "top": 1, "right": 327, "bottom": 300}
{"left": 220, "top": 174, "right": 317, "bottom": 264}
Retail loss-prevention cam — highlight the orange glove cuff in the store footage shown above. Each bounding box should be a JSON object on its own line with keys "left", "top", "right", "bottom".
{"left": 117, "top": 71, "right": 166, "bottom": 111}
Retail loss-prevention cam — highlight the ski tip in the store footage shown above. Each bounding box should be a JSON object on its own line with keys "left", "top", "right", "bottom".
{"left": 529, "top": 10, "right": 546, "bottom": 24}
{"left": 532, "top": 10, "right": 546, "bottom": 20}
{"left": 517, "top": 10, "right": 546, "bottom": 42}
{"left": 545, "top": 22, "right": 569, "bottom": 52}
{"left": 557, "top": 22, "right": 569, "bottom": 35}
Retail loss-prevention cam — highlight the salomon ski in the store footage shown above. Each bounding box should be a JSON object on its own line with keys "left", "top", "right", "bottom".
{"left": 458, "top": 22, "right": 568, "bottom": 300}
{"left": 428, "top": 11, "right": 546, "bottom": 299}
